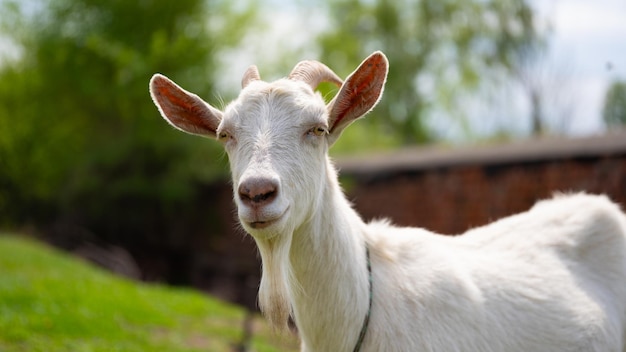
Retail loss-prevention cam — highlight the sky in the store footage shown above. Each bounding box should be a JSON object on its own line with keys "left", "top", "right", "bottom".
{"left": 413, "top": 0, "right": 626, "bottom": 140}
{"left": 532, "top": 0, "right": 626, "bottom": 136}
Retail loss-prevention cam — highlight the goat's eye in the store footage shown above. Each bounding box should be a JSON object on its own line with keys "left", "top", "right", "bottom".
{"left": 308, "top": 126, "right": 328, "bottom": 137}
{"left": 217, "top": 131, "right": 230, "bottom": 141}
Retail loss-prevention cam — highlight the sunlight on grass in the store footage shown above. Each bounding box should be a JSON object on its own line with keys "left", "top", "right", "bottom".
{"left": 0, "top": 235, "right": 298, "bottom": 352}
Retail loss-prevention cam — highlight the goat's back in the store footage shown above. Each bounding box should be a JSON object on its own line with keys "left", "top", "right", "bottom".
{"left": 366, "top": 193, "right": 626, "bottom": 351}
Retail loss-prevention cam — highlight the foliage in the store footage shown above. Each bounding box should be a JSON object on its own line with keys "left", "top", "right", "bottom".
{"left": 0, "top": 0, "right": 254, "bottom": 232}
{"left": 0, "top": 234, "right": 298, "bottom": 351}
{"left": 318, "top": 0, "right": 540, "bottom": 145}
{"left": 603, "top": 80, "right": 626, "bottom": 127}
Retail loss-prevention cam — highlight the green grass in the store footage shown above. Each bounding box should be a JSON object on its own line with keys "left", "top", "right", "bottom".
{"left": 0, "top": 234, "right": 298, "bottom": 352}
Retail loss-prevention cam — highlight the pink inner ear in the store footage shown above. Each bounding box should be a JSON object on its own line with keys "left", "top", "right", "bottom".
{"left": 330, "top": 53, "right": 387, "bottom": 132}
{"left": 151, "top": 76, "right": 219, "bottom": 136}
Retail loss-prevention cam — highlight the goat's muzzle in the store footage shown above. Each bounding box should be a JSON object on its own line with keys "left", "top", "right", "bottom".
{"left": 239, "top": 177, "right": 278, "bottom": 207}
{"left": 238, "top": 177, "right": 284, "bottom": 229}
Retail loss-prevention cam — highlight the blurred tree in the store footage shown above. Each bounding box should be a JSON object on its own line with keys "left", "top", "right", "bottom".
{"left": 511, "top": 41, "right": 581, "bottom": 136}
{"left": 0, "top": 0, "right": 255, "bottom": 237}
{"left": 318, "top": 0, "right": 540, "bottom": 145}
{"left": 603, "top": 80, "right": 626, "bottom": 128}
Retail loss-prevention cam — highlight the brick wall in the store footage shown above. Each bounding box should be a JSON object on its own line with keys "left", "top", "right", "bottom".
{"left": 338, "top": 133, "right": 626, "bottom": 235}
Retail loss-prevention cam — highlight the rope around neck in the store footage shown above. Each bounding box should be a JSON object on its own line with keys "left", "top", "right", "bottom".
{"left": 353, "top": 246, "right": 373, "bottom": 352}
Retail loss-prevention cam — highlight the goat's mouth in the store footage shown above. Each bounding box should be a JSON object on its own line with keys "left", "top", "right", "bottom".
{"left": 249, "top": 220, "right": 274, "bottom": 229}
{"left": 243, "top": 207, "right": 289, "bottom": 231}
{"left": 247, "top": 214, "right": 283, "bottom": 229}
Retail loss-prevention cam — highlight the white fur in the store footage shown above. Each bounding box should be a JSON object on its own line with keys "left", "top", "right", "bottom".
{"left": 150, "top": 54, "right": 626, "bottom": 351}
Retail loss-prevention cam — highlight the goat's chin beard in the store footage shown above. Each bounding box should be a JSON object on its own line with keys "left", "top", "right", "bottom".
{"left": 244, "top": 225, "right": 281, "bottom": 241}
{"left": 255, "top": 230, "right": 294, "bottom": 330}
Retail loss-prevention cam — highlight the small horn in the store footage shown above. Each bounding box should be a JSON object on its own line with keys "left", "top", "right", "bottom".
{"left": 241, "top": 65, "right": 261, "bottom": 88}
{"left": 288, "top": 60, "right": 343, "bottom": 90}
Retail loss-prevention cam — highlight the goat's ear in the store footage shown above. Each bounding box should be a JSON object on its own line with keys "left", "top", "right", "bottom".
{"left": 327, "top": 51, "right": 388, "bottom": 145}
{"left": 149, "top": 74, "right": 222, "bottom": 138}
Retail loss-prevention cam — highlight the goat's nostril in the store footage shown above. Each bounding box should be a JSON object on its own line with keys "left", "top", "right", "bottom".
{"left": 252, "top": 190, "right": 276, "bottom": 203}
{"left": 238, "top": 178, "right": 278, "bottom": 206}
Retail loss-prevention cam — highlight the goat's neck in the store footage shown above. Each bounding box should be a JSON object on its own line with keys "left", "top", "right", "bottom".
{"left": 289, "top": 159, "right": 370, "bottom": 350}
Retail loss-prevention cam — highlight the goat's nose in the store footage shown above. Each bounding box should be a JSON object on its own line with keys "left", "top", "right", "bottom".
{"left": 238, "top": 177, "right": 278, "bottom": 207}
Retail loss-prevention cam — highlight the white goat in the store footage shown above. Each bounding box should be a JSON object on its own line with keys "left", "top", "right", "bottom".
{"left": 150, "top": 51, "right": 626, "bottom": 351}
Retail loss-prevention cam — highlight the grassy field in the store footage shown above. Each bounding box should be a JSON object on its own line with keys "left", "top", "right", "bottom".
{"left": 0, "top": 235, "right": 298, "bottom": 352}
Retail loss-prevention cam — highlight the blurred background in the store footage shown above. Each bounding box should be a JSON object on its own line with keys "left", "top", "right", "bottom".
{"left": 0, "top": 0, "right": 625, "bottom": 350}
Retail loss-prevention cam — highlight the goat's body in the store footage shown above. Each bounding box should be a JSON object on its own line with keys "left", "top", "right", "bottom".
{"left": 361, "top": 193, "right": 626, "bottom": 351}
{"left": 150, "top": 52, "right": 626, "bottom": 351}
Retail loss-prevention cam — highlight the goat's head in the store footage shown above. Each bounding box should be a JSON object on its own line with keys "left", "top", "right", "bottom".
{"left": 149, "top": 52, "right": 388, "bottom": 240}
